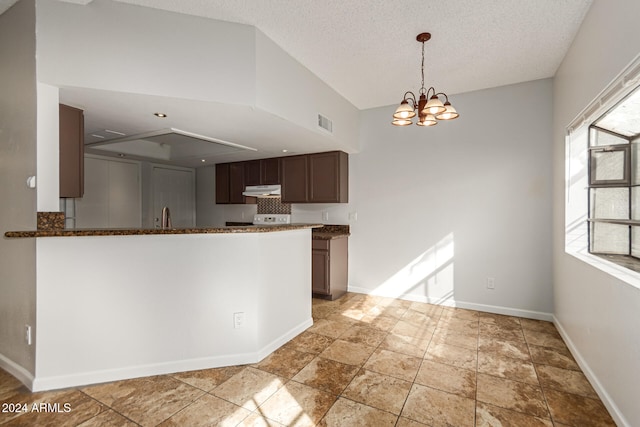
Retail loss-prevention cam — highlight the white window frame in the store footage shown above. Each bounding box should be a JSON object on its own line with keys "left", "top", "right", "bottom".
{"left": 565, "top": 54, "right": 640, "bottom": 290}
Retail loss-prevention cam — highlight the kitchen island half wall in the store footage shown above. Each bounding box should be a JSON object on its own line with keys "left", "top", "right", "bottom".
{"left": 22, "top": 226, "right": 314, "bottom": 391}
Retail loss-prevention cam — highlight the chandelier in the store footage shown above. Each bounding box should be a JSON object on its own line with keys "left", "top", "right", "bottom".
{"left": 392, "top": 33, "right": 459, "bottom": 126}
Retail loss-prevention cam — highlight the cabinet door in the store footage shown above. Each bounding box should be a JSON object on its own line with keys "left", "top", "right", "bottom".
{"left": 229, "top": 162, "right": 246, "bottom": 204}
{"left": 59, "top": 104, "right": 84, "bottom": 198}
{"left": 312, "top": 249, "right": 330, "bottom": 295}
{"left": 215, "top": 163, "right": 230, "bottom": 204}
{"left": 281, "top": 155, "right": 308, "bottom": 203}
{"left": 244, "top": 160, "right": 261, "bottom": 186}
{"left": 309, "top": 151, "right": 348, "bottom": 203}
{"left": 261, "top": 157, "right": 281, "bottom": 184}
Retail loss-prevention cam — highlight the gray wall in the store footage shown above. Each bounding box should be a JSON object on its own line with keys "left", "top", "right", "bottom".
{"left": 351, "top": 79, "right": 554, "bottom": 316}
{"left": 553, "top": 1, "right": 640, "bottom": 425}
{"left": 0, "top": 0, "right": 37, "bottom": 377}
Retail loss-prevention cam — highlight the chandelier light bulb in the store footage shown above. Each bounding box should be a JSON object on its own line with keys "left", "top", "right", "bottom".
{"left": 436, "top": 102, "right": 459, "bottom": 120}
{"left": 393, "top": 100, "right": 416, "bottom": 119}
{"left": 424, "top": 95, "right": 446, "bottom": 115}
{"left": 392, "top": 118, "right": 413, "bottom": 126}
{"left": 416, "top": 114, "right": 437, "bottom": 126}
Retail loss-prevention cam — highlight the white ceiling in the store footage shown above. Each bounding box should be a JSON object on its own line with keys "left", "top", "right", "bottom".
{"left": 1, "top": 0, "right": 594, "bottom": 166}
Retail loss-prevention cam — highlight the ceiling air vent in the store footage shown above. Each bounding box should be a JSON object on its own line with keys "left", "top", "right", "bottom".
{"left": 318, "top": 114, "right": 333, "bottom": 134}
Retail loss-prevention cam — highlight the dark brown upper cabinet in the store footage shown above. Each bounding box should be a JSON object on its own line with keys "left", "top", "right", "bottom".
{"left": 309, "top": 151, "right": 348, "bottom": 203}
{"left": 261, "top": 157, "right": 281, "bottom": 185}
{"left": 244, "top": 160, "right": 261, "bottom": 186}
{"left": 59, "top": 104, "right": 84, "bottom": 198}
{"left": 216, "top": 162, "right": 256, "bottom": 204}
{"left": 216, "top": 150, "right": 348, "bottom": 204}
{"left": 215, "top": 163, "right": 230, "bottom": 203}
{"left": 244, "top": 158, "right": 281, "bottom": 186}
{"left": 281, "top": 155, "right": 309, "bottom": 203}
{"left": 282, "top": 151, "right": 348, "bottom": 203}
{"left": 229, "top": 162, "right": 248, "bottom": 204}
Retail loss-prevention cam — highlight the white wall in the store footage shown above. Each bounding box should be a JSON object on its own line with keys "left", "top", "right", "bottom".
{"left": 196, "top": 165, "right": 223, "bottom": 227}
{"left": 34, "top": 230, "right": 311, "bottom": 390}
{"left": 0, "top": 0, "right": 37, "bottom": 380}
{"left": 36, "top": 0, "right": 256, "bottom": 105}
{"left": 255, "top": 30, "right": 360, "bottom": 153}
{"left": 552, "top": 1, "right": 640, "bottom": 426}
{"left": 36, "top": 83, "right": 59, "bottom": 211}
{"left": 351, "top": 79, "right": 554, "bottom": 318}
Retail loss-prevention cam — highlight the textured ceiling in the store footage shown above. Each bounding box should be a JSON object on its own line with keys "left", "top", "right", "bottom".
{"left": 110, "top": 0, "right": 593, "bottom": 109}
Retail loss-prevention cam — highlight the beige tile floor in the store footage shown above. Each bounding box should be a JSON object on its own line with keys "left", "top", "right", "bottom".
{"left": 0, "top": 293, "right": 616, "bottom": 426}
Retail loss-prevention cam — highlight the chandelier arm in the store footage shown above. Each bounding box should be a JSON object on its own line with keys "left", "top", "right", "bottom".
{"left": 403, "top": 91, "right": 418, "bottom": 109}
{"left": 425, "top": 87, "right": 437, "bottom": 98}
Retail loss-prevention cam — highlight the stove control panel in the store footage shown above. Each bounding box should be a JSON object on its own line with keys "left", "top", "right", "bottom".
{"left": 253, "top": 214, "right": 291, "bottom": 225}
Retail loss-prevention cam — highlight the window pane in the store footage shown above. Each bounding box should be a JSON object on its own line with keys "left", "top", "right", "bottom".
{"left": 591, "top": 150, "right": 625, "bottom": 181}
{"left": 590, "top": 222, "right": 628, "bottom": 254}
{"left": 633, "top": 141, "right": 640, "bottom": 185}
{"left": 590, "top": 188, "right": 628, "bottom": 219}
{"left": 590, "top": 128, "right": 628, "bottom": 147}
{"left": 632, "top": 226, "right": 640, "bottom": 258}
{"left": 632, "top": 187, "right": 640, "bottom": 220}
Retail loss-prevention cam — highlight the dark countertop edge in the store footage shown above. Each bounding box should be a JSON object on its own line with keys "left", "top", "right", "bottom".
{"left": 4, "top": 224, "right": 323, "bottom": 238}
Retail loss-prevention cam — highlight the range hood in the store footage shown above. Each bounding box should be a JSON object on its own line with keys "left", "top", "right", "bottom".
{"left": 242, "top": 185, "right": 282, "bottom": 198}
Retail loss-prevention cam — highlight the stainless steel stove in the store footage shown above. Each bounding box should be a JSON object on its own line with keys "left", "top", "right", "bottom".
{"left": 252, "top": 214, "right": 291, "bottom": 226}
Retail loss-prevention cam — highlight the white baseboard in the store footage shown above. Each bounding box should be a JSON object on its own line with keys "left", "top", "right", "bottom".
{"left": 0, "top": 353, "right": 35, "bottom": 390}
{"left": 553, "top": 316, "right": 630, "bottom": 427}
{"left": 31, "top": 353, "right": 256, "bottom": 392}
{"left": 455, "top": 301, "right": 553, "bottom": 321}
{"left": 27, "top": 317, "right": 313, "bottom": 392}
{"left": 256, "top": 318, "right": 313, "bottom": 362}
{"left": 347, "top": 286, "right": 553, "bottom": 321}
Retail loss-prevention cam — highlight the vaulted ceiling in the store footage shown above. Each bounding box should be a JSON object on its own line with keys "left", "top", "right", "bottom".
{"left": 1, "top": 0, "right": 594, "bottom": 166}
{"left": 2, "top": 0, "right": 593, "bottom": 109}
{"left": 111, "top": 0, "right": 593, "bottom": 109}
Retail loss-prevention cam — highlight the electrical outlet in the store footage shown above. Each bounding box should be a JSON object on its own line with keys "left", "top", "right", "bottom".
{"left": 486, "top": 277, "right": 495, "bottom": 290}
{"left": 322, "top": 211, "right": 329, "bottom": 221}
{"left": 348, "top": 212, "right": 358, "bottom": 221}
{"left": 25, "top": 325, "right": 32, "bottom": 345}
{"left": 233, "top": 312, "right": 245, "bottom": 329}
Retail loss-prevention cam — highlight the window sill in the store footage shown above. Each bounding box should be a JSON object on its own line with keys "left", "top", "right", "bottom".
{"left": 566, "top": 248, "right": 640, "bottom": 291}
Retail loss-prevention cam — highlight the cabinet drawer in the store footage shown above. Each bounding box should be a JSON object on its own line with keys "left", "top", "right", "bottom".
{"left": 312, "top": 239, "right": 329, "bottom": 250}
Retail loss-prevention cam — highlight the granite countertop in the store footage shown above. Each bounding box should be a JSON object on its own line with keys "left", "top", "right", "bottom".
{"left": 4, "top": 223, "right": 322, "bottom": 238}
{"left": 312, "top": 224, "right": 350, "bottom": 240}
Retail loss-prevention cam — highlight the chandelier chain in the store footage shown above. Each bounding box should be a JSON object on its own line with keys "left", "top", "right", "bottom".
{"left": 420, "top": 41, "right": 426, "bottom": 95}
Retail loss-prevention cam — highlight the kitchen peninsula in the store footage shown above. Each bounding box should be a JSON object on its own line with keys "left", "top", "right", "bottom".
{"left": 5, "top": 224, "right": 319, "bottom": 391}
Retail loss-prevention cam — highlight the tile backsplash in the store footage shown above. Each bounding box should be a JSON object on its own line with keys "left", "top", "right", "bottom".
{"left": 257, "top": 197, "right": 291, "bottom": 214}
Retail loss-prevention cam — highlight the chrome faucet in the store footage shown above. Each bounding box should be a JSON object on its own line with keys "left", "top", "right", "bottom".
{"left": 161, "top": 206, "right": 172, "bottom": 229}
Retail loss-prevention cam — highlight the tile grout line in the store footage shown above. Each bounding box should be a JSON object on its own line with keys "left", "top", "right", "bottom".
{"left": 78, "top": 389, "right": 143, "bottom": 426}
{"left": 522, "top": 324, "right": 557, "bottom": 425}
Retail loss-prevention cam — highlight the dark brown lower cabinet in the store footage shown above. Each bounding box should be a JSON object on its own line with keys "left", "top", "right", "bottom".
{"left": 312, "top": 237, "right": 348, "bottom": 300}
